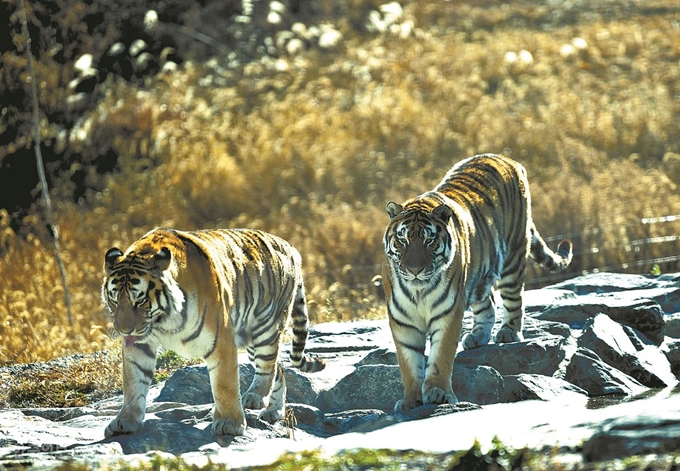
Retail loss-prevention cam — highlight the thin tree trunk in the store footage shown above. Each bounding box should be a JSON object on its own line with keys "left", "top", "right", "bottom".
{"left": 20, "top": 0, "right": 74, "bottom": 328}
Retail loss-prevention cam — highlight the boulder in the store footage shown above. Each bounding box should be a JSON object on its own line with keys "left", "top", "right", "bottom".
{"left": 501, "top": 374, "right": 587, "bottom": 403}
{"left": 306, "top": 320, "right": 394, "bottom": 353}
{"left": 455, "top": 335, "right": 567, "bottom": 376}
{"left": 564, "top": 347, "right": 648, "bottom": 396}
{"left": 534, "top": 297, "right": 666, "bottom": 345}
{"left": 156, "top": 361, "right": 321, "bottom": 409}
{"left": 522, "top": 317, "right": 572, "bottom": 339}
{"left": 662, "top": 339, "right": 680, "bottom": 377}
{"left": 317, "top": 364, "right": 403, "bottom": 412}
{"left": 550, "top": 272, "right": 669, "bottom": 294}
{"left": 355, "top": 347, "right": 398, "bottom": 366}
{"left": 324, "top": 409, "right": 389, "bottom": 434}
{"left": 578, "top": 314, "right": 676, "bottom": 388}
{"left": 283, "top": 367, "right": 321, "bottom": 406}
{"left": 348, "top": 349, "right": 505, "bottom": 406}
{"left": 156, "top": 364, "right": 214, "bottom": 404}
{"left": 452, "top": 364, "right": 505, "bottom": 405}
{"left": 666, "top": 313, "right": 680, "bottom": 338}
{"left": 549, "top": 273, "right": 680, "bottom": 314}
{"left": 287, "top": 404, "right": 328, "bottom": 435}
{"left": 582, "top": 407, "right": 680, "bottom": 462}
{"left": 523, "top": 288, "right": 577, "bottom": 313}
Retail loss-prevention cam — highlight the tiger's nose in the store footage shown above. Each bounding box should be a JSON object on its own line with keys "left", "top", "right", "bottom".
{"left": 114, "top": 318, "right": 135, "bottom": 335}
{"left": 407, "top": 265, "right": 425, "bottom": 275}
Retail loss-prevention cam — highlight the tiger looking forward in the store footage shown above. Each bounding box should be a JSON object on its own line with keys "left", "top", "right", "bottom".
{"left": 382, "top": 153, "right": 572, "bottom": 412}
{"left": 102, "top": 228, "right": 325, "bottom": 437}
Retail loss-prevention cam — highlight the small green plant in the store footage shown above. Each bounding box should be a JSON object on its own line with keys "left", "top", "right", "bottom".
{"left": 446, "top": 437, "right": 532, "bottom": 471}
{"left": 153, "top": 349, "right": 200, "bottom": 384}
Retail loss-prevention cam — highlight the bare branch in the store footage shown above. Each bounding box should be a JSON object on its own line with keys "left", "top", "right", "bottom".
{"left": 19, "top": 0, "right": 74, "bottom": 328}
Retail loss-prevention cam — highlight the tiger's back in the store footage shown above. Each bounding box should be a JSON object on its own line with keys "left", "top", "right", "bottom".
{"left": 383, "top": 153, "right": 572, "bottom": 412}
{"left": 436, "top": 154, "right": 532, "bottom": 305}
{"left": 102, "top": 227, "right": 324, "bottom": 438}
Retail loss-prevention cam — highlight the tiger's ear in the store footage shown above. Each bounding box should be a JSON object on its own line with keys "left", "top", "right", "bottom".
{"left": 104, "top": 248, "right": 123, "bottom": 274}
{"left": 153, "top": 247, "right": 172, "bottom": 272}
{"left": 432, "top": 204, "right": 453, "bottom": 222}
{"left": 386, "top": 201, "right": 403, "bottom": 219}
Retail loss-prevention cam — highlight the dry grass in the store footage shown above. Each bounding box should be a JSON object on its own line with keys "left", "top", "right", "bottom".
{"left": 1, "top": 0, "right": 679, "bottom": 366}
{"left": 0, "top": 350, "right": 121, "bottom": 408}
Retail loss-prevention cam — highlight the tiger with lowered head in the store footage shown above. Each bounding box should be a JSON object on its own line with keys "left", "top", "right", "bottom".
{"left": 382, "top": 153, "right": 572, "bottom": 412}
{"left": 102, "top": 228, "right": 325, "bottom": 437}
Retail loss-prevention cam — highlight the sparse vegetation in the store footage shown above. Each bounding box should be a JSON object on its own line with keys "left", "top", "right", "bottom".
{"left": 1, "top": 0, "right": 679, "bottom": 366}
{"left": 0, "top": 351, "right": 121, "bottom": 408}
{"left": 46, "top": 438, "right": 680, "bottom": 470}
{"left": 154, "top": 349, "right": 201, "bottom": 383}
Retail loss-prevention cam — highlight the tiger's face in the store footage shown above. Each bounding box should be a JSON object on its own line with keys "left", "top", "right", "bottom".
{"left": 384, "top": 202, "right": 455, "bottom": 283}
{"left": 102, "top": 246, "right": 183, "bottom": 346}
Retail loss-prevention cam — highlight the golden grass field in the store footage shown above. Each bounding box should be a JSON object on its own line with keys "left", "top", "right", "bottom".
{"left": 1, "top": 0, "right": 679, "bottom": 367}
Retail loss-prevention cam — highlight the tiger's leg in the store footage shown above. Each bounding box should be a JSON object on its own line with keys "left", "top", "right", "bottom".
{"left": 494, "top": 262, "right": 527, "bottom": 344}
{"left": 422, "top": 313, "right": 462, "bottom": 406}
{"left": 105, "top": 342, "right": 157, "bottom": 437}
{"left": 390, "top": 318, "right": 427, "bottom": 412}
{"left": 206, "top": 328, "right": 246, "bottom": 436}
{"left": 242, "top": 321, "right": 282, "bottom": 412}
{"left": 259, "top": 362, "right": 286, "bottom": 424}
{"left": 461, "top": 294, "right": 496, "bottom": 350}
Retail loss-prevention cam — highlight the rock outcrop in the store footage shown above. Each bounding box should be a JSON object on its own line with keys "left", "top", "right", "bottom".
{"left": 1, "top": 273, "right": 679, "bottom": 469}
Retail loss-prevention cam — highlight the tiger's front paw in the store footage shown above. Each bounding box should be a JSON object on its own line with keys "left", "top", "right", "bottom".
{"left": 242, "top": 392, "right": 266, "bottom": 410}
{"left": 494, "top": 327, "right": 523, "bottom": 344}
{"left": 423, "top": 387, "right": 458, "bottom": 406}
{"left": 394, "top": 397, "right": 423, "bottom": 413}
{"left": 213, "top": 417, "right": 246, "bottom": 436}
{"left": 105, "top": 415, "right": 143, "bottom": 438}
{"left": 462, "top": 331, "right": 491, "bottom": 350}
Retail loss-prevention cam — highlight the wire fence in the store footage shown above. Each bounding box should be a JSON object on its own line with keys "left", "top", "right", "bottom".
{"left": 526, "top": 213, "right": 680, "bottom": 288}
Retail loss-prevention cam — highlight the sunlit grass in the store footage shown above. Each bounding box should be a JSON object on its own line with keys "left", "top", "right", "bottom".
{"left": 1, "top": 0, "right": 679, "bottom": 365}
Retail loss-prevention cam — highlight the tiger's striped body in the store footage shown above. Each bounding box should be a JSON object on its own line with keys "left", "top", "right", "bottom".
{"left": 383, "top": 154, "right": 572, "bottom": 412}
{"left": 102, "top": 228, "right": 324, "bottom": 437}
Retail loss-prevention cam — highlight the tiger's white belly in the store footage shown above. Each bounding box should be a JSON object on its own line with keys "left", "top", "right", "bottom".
{"left": 148, "top": 292, "right": 218, "bottom": 359}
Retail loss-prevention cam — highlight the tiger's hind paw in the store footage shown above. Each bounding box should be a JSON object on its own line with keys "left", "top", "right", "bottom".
{"left": 394, "top": 397, "right": 422, "bottom": 413}
{"left": 213, "top": 417, "right": 246, "bottom": 436}
{"left": 423, "top": 387, "right": 458, "bottom": 406}
{"left": 259, "top": 407, "right": 284, "bottom": 424}
{"left": 105, "top": 416, "right": 142, "bottom": 438}
{"left": 494, "top": 327, "right": 523, "bottom": 344}
{"left": 461, "top": 332, "right": 491, "bottom": 350}
{"left": 242, "top": 392, "right": 266, "bottom": 409}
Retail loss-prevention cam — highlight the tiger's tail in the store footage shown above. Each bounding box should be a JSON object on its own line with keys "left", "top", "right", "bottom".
{"left": 289, "top": 283, "right": 325, "bottom": 373}
{"left": 529, "top": 224, "right": 573, "bottom": 272}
